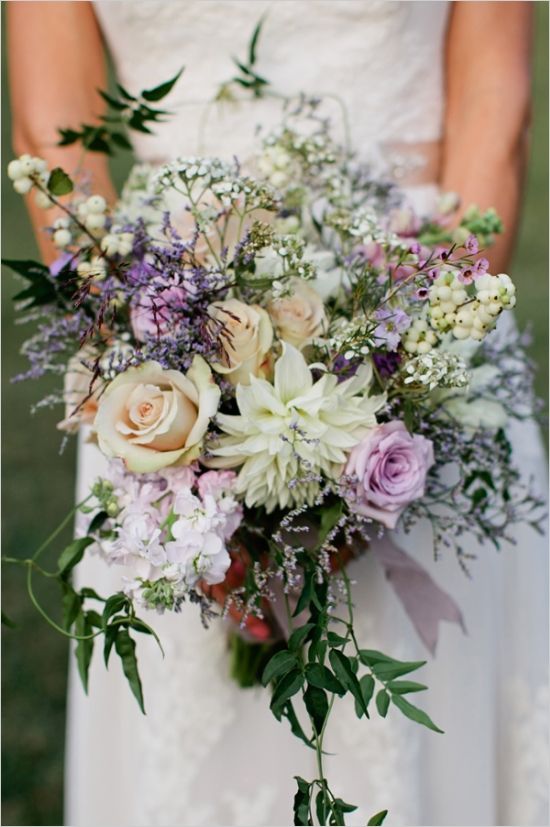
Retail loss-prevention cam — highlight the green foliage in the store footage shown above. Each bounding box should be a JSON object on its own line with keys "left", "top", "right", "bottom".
{"left": 217, "top": 17, "right": 270, "bottom": 100}
{"left": 367, "top": 809, "right": 389, "bottom": 825}
{"left": 3, "top": 256, "right": 80, "bottom": 312}
{"left": 57, "top": 68, "right": 184, "bottom": 156}
{"left": 47, "top": 167, "right": 73, "bottom": 196}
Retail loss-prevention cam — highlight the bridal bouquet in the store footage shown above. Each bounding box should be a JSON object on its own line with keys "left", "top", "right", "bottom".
{"left": 4, "top": 70, "right": 544, "bottom": 825}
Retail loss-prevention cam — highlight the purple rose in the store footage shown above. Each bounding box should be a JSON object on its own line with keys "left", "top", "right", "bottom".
{"left": 345, "top": 421, "right": 434, "bottom": 529}
{"left": 130, "top": 285, "right": 186, "bottom": 342}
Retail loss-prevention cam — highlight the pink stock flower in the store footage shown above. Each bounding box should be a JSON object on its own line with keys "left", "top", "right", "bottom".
{"left": 197, "top": 470, "right": 238, "bottom": 500}
{"left": 344, "top": 420, "right": 434, "bottom": 529}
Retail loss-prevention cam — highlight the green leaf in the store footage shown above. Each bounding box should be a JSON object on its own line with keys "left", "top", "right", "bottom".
{"left": 281, "top": 701, "right": 315, "bottom": 750}
{"left": 79, "top": 587, "right": 105, "bottom": 601}
{"left": 328, "top": 649, "right": 368, "bottom": 716}
{"left": 110, "top": 132, "right": 133, "bottom": 150}
{"left": 58, "top": 537, "right": 94, "bottom": 577}
{"left": 387, "top": 680, "right": 428, "bottom": 694}
{"left": 74, "top": 613, "right": 94, "bottom": 693}
{"left": 293, "top": 571, "right": 314, "bottom": 616}
{"left": 371, "top": 659, "right": 426, "bottom": 682}
{"left": 375, "top": 688, "right": 390, "bottom": 717}
{"left": 304, "top": 684, "right": 328, "bottom": 735}
{"left": 288, "top": 623, "right": 315, "bottom": 651}
{"left": 358, "top": 649, "right": 395, "bottom": 667}
{"left": 3, "top": 258, "right": 59, "bottom": 308}
{"left": 315, "top": 788, "right": 328, "bottom": 826}
{"left": 47, "top": 167, "right": 74, "bottom": 196}
{"left": 61, "top": 584, "right": 82, "bottom": 631}
{"left": 116, "top": 82, "right": 137, "bottom": 101}
{"left": 368, "top": 809, "right": 389, "bottom": 825}
{"left": 98, "top": 89, "right": 128, "bottom": 111}
{"left": 327, "top": 631, "right": 347, "bottom": 647}
{"left": 142, "top": 67, "right": 184, "bottom": 102}
{"left": 332, "top": 798, "right": 358, "bottom": 814}
{"left": 270, "top": 669, "right": 304, "bottom": 718}
{"left": 249, "top": 15, "right": 266, "bottom": 65}
{"left": 103, "top": 623, "right": 118, "bottom": 667}
{"left": 305, "top": 663, "right": 345, "bottom": 696}
{"left": 127, "top": 113, "right": 153, "bottom": 134}
{"left": 114, "top": 628, "right": 145, "bottom": 713}
{"left": 1, "top": 611, "right": 16, "bottom": 629}
{"left": 87, "top": 510, "right": 108, "bottom": 535}
{"left": 85, "top": 610, "right": 103, "bottom": 629}
{"left": 58, "top": 128, "right": 81, "bottom": 146}
{"left": 102, "top": 592, "right": 129, "bottom": 628}
{"left": 391, "top": 694, "right": 443, "bottom": 733}
{"left": 293, "top": 777, "right": 311, "bottom": 826}
{"left": 318, "top": 499, "right": 343, "bottom": 547}
{"left": 354, "top": 674, "right": 375, "bottom": 718}
{"left": 261, "top": 649, "right": 299, "bottom": 686}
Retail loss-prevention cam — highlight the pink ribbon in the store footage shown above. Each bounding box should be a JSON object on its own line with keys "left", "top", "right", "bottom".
{"left": 371, "top": 535, "right": 466, "bottom": 655}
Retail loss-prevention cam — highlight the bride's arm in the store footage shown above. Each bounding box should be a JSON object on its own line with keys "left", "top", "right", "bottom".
{"left": 7, "top": 1, "right": 116, "bottom": 263}
{"left": 440, "top": 1, "right": 533, "bottom": 272}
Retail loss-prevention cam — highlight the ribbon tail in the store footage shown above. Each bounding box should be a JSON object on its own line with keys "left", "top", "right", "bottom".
{"left": 372, "top": 535, "right": 467, "bottom": 655}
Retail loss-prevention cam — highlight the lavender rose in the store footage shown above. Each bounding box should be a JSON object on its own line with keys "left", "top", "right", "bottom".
{"left": 345, "top": 420, "right": 434, "bottom": 529}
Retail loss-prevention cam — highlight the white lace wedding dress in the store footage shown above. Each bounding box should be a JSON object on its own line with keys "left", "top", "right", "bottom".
{"left": 66, "top": 3, "right": 549, "bottom": 825}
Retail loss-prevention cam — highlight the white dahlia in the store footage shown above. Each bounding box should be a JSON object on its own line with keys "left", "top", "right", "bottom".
{"left": 210, "top": 344, "right": 386, "bottom": 511}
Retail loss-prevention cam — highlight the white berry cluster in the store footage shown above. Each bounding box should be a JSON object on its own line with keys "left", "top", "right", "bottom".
{"left": 77, "top": 195, "right": 108, "bottom": 233}
{"left": 7, "top": 154, "right": 53, "bottom": 208}
{"left": 402, "top": 318, "right": 438, "bottom": 354}
{"left": 100, "top": 226, "right": 134, "bottom": 257}
{"left": 428, "top": 270, "right": 516, "bottom": 342}
{"left": 428, "top": 271, "right": 469, "bottom": 334}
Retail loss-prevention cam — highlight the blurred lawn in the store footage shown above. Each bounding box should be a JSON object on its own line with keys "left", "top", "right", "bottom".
{"left": 1, "top": 7, "right": 548, "bottom": 826}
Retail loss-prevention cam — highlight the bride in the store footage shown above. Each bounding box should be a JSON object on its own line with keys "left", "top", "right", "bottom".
{"left": 8, "top": 2, "right": 548, "bottom": 825}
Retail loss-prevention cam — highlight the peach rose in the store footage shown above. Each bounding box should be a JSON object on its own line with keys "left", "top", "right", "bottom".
{"left": 207, "top": 298, "right": 273, "bottom": 386}
{"left": 268, "top": 278, "right": 327, "bottom": 347}
{"left": 94, "top": 358, "right": 220, "bottom": 472}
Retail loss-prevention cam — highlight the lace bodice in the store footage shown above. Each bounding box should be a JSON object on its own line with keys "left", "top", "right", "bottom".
{"left": 95, "top": 0, "right": 450, "bottom": 166}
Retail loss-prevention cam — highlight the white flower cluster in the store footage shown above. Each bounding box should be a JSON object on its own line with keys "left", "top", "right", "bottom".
{"left": 402, "top": 351, "right": 469, "bottom": 391}
{"left": 257, "top": 144, "right": 297, "bottom": 189}
{"left": 7, "top": 154, "right": 52, "bottom": 207}
{"left": 429, "top": 271, "right": 516, "bottom": 342}
{"left": 402, "top": 318, "right": 439, "bottom": 354}
{"left": 90, "top": 464, "right": 243, "bottom": 610}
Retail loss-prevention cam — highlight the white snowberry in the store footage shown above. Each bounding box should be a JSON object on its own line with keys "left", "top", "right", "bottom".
{"left": 53, "top": 228, "right": 72, "bottom": 248}
{"left": 13, "top": 177, "right": 33, "bottom": 195}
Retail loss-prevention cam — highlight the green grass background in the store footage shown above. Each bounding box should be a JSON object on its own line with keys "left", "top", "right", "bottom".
{"left": 2, "top": 7, "right": 548, "bottom": 825}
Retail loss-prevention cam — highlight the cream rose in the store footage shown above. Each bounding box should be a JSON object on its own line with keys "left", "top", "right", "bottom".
{"left": 57, "top": 346, "right": 103, "bottom": 433}
{"left": 94, "top": 357, "right": 220, "bottom": 472}
{"left": 268, "top": 278, "right": 327, "bottom": 347}
{"left": 207, "top": 298, "right": 273, "bottom": 386}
